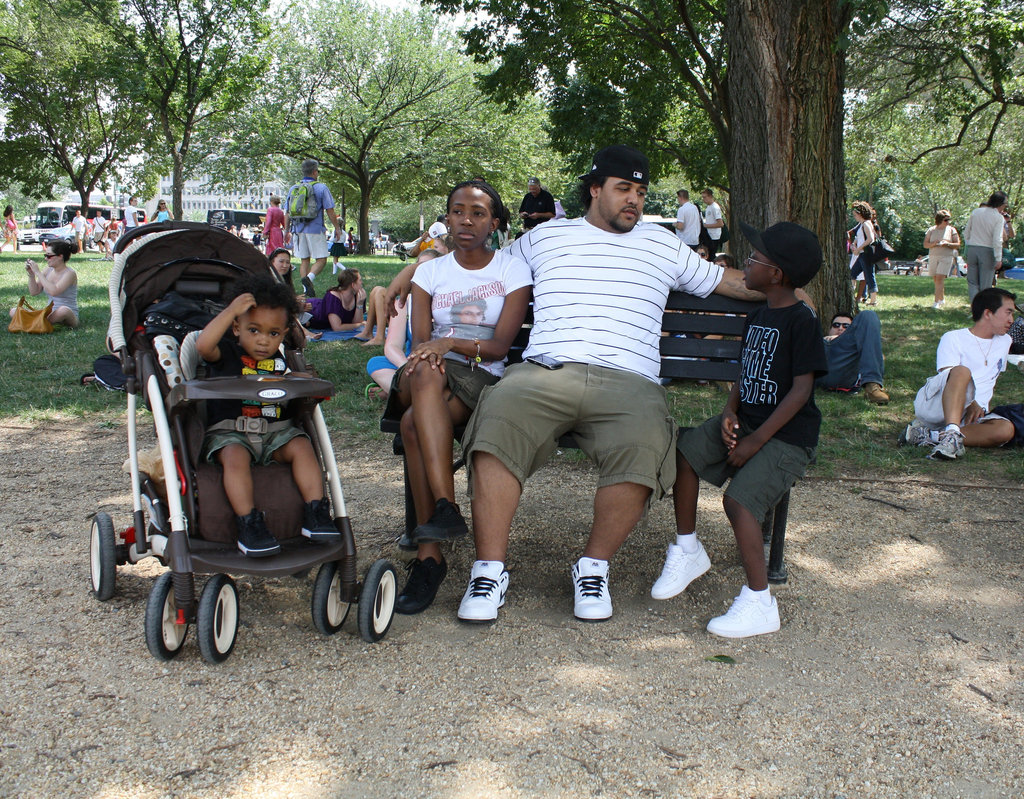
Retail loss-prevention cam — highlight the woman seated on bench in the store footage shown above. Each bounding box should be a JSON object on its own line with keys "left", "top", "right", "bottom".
{"left": 390, "top": 180, "right": 531, "bottom": 615}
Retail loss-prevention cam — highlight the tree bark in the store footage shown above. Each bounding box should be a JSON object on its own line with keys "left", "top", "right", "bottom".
{"left": 727, "top": 0, "right": 852, "bottom": 327}
{"left": 171, "top": 150, "right": 185, "bottom": 221}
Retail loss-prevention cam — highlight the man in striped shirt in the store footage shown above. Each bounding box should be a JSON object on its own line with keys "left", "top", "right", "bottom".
{"left": 456, "top": 145, "right": 762, "bottom": 625}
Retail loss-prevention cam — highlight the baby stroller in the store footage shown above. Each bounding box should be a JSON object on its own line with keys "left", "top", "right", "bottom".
{"left": 90, "top": 221, "right": 396, "bottom": 663}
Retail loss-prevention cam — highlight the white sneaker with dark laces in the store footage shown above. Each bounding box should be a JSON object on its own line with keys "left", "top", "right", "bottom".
{"left": 707, "top": 591, "right": 780, "bottom": 638}
{"left": 458, "top": 561, "right": 509, "bottom": 623}
{"left": 651, "top": 542, "right": 711, "bottom": 600}
{"left": 572, "top": 558, "right": 612, "bottom": 621}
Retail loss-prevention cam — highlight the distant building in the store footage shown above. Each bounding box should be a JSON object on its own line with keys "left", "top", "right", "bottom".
{"left": 156, "top": 175, "right": 290, "bottom": 220}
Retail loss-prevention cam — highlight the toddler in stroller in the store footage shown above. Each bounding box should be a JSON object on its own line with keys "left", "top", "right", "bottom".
{"left": 197, "top": 273, "right": 338, "bottom": 556}
{"left": 90, "top": 221, "right": 396, "bottom": 663}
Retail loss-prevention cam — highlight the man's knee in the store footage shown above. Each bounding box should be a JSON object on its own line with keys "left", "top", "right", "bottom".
{"left": 945, "top": 364, "right": 972, "bottom": 384}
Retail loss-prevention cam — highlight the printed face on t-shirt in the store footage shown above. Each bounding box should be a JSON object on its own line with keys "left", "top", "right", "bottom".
{"left": 451, "top": 301, "right": 486, "bottom": 326}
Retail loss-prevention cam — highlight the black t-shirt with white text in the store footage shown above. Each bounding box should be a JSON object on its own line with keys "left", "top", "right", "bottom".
{"left": 737, "top": 302, "right": 828, "bottom": 449}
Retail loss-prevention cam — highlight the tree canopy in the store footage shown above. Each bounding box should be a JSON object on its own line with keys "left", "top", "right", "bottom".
{"left": 0, "top": 0, "right": 151, "bottom": 214}
{"left": 229, "top": 0, "right": 552, "bottom": 252}
{"left": 77, "top": 0, "right": 272, "bottom": 218}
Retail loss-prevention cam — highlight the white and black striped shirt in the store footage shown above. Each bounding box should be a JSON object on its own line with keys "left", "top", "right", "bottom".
{"left": 511, "top": 217, "right": 723, "bottom": 382}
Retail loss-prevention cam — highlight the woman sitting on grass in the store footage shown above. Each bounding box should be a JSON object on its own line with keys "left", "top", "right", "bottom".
{"left": 365, "top": 249, "right": 442, "bottom": 398}
{"left": 304, "top": 269, "right": 366, "bottom": 332}
{"left": 12, "top": 239, "right": 79, "bottom": 328}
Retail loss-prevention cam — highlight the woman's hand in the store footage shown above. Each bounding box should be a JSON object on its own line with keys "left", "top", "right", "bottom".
{"left": 406, "top": 338, "right": 452, "bottom": 374}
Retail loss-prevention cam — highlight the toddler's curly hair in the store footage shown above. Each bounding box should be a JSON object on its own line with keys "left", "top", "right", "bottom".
{"left": 227, "top": 272, "right": 297, "bottom": 326}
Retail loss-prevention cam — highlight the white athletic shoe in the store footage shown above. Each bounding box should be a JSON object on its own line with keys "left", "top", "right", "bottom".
{"left": 457, "top": 561, "right": 509, "bottom": 623}
{"left": 650, "top": 542, "right": 711, "bottom": 600}
{"left": 707, "top": 592, "right": 780, "bottom": 638}
{"left": 572, "top": 558, "right": 612, "bottom": 621}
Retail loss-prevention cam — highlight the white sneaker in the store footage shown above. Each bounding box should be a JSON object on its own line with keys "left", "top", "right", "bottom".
{"left": 457, "top": 562, "right": 509, "bottom": 622}
{"left": 928, "top": 428, "right": 965, "bottom": 460}
{"left": 932, "top": 301, "right": 944, "bottom": 309}
{"left": 572, "top": 558, "right": 612, "bottom": 621}
{"left": 651, "top": 542, "right": 711, "bottom": 600}
{"left": 707, "top": 592, "right": 780, "bottom": 638}
{"left": 898, "top": 422, "right": 931, "bottom": 447}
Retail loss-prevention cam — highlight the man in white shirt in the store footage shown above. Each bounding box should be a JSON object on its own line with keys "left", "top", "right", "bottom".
{"left": 122, "top": 195, "right": 139, "bottom": 237}
{"left": 700, "top": 188, "right": 725, "bottom": 257}
{"left": 91, "top": 211, "right": 108, "bottom": 256}
{"left": 900, "top": 287, "right": 1016, "bottom": 460}
{"left": 674, "top": 189, "right": 701, "bottom": 250}
{"left": 70, "top": 210, "right": 87, "bottom": 252}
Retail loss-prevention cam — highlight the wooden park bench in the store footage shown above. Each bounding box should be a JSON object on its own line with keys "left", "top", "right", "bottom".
{"left": 380, "top": 291, "right": 793, "bottom": 584}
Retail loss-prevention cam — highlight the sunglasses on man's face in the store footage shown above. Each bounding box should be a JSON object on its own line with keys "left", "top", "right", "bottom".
{"left": 831, "top": 321, "right": 850, "bottom": 329}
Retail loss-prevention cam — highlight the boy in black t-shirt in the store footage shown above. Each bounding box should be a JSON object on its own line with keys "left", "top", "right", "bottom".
{"left": 651, "top": 222, "right": 827, "bottom": 638}
{"left": 197, "top": 274, "right": 338, "bottom": 557}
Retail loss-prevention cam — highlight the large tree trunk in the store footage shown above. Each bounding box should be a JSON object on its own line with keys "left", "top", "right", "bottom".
{"left": 727, "top": 0, "right": 851, "bottom": 327}
{"left": 171, "top": 151, "right": 185, "bottom": 221}
{"left": 358, "top": 178, "right": 372, "bottom": 255}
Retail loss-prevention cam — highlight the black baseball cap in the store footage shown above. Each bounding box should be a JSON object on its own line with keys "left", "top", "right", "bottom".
{"left": 579, "top": 145, "right": 650, "bottom": 186}
{"left": 740, "top": 221, "right": 823, "bottom": 288}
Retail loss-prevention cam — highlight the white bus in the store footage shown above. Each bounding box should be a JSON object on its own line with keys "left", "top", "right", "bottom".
{"left": 18, "top": 201, "right": 119, "bottom": 246}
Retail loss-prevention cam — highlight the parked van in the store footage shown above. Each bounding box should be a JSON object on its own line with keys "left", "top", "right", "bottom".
{"left": 19, "top": 201, "right": 116, "bottom": 245}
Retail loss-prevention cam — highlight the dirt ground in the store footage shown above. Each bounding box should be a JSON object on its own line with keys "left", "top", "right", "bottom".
{"left": 1, "top": 418, "right": 1022, "bottom": 798}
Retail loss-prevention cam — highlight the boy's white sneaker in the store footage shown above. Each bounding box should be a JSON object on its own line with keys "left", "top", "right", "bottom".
{"left": 573, "top": 558, "right": 612, "bottom": 621}
{"left": 650, "top": 542, "right": 711, "bottom": 599}
{"left": 707, "top": 592, "right": 780, "bottom": 638}
{"left": 458, "top": 562, "right": 509, "bottom": 623}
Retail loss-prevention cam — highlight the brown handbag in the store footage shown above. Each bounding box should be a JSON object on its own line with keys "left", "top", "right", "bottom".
{"left": 8, "top": 297, "right": 55, "bottom": 334}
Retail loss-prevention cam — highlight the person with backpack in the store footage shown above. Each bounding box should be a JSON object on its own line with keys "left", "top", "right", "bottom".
{"left": 283, "top": 159, "right": 343, "bottom": 297}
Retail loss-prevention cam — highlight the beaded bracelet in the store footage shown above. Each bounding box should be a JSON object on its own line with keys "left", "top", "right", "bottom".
{"left": 473, "top": 338, "right": 482, "bottom": 370}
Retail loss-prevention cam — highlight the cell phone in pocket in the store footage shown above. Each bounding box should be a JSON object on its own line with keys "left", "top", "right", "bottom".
{"left": 526, "top": 354, "right": 563, "bottom": 370}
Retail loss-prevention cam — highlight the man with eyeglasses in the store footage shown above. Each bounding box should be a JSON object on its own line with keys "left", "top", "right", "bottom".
{"left": 815, "top": 308, "right": 888, "bottom": 405}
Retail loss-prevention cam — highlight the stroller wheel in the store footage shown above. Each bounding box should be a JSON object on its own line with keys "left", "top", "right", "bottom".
{"left": 145, "top": 572, "right": 188, "bottom": 660}
{"left": 358, "top": 559, "right": 397, "bottom": 643}
{"left": 89, "top": 513, "right": 117, "bottom": 601}
{"left": 311, "top": 561, "right": 351, "bottom": 635}
{"left": 197, "top": 574, "right": 239, "bottom": 664}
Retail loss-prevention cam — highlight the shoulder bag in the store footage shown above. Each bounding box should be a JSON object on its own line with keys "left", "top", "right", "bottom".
{"left": 8, "top": 297, "right": 54, "bottom": 334}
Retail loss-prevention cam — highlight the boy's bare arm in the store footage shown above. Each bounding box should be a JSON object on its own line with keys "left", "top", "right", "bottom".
{"left": 197, "top": 293, "right": 255, "bottom": 362}
{"left": 727, "top": 372, "right": 815, "bottom": 467}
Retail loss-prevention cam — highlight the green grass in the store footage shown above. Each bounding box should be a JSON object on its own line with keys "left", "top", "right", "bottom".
{"left": 2, "top": 249, "right": 1022, "bottom": 481}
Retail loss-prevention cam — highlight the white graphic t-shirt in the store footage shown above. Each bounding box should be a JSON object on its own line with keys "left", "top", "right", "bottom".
{"left": 412, "top": 249, "right": 532, "bottom": 377}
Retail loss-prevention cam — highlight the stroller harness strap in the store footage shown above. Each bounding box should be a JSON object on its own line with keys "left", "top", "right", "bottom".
{"left": 207, "top": 417, "right": 299, "bottom": 462}
{"left": 208, "top": 417, "right": 296, "bottom": 437}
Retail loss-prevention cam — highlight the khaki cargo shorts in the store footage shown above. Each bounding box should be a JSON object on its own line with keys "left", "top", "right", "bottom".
{"left": 463, "top": 361, "right": 678, "bottom": 500}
